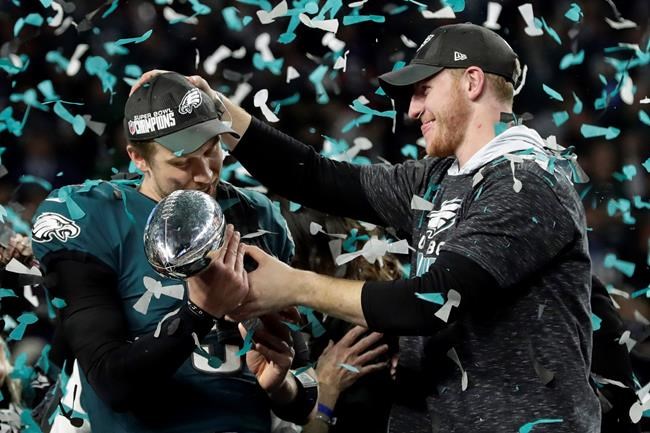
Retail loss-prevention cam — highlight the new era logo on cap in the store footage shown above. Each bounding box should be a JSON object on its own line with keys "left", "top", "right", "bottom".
{"left": 454, "top": 51, "right": 468, "bottom": 61}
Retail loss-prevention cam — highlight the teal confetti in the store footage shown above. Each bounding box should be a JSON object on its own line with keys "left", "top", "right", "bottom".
{"left": 20, "top": 409, "right": 43, "bottom": 433}
{"left": 564, "top": 3, "right": 583, "bottom": 22}
{"left": 189, "top": 0, "right": 212, "bottom": 15}
{"left": 45, "top": 50, "right": 70, "bottom": 71}
{"left": 0, "top": 55, "right": 29, "bottom": 75}
{"left": 634, "top": 196, "right": 650, "bottom": 209}
{"left": 388, "top": 5, "right": 409, "bottom": 14}
{"left": 0, "top": 205, "right": 6, "bottom": 224}
{"left": 494, "top": 121, "right": 508, "bottom": 135}
{"left": 598, "top": 74, "right": 608, "bottom": 86}
{"left": 14, "top": 13, "right": 44, "bottom": 37}
{"left": 52, "top": 297, "right": 67, "bottom": 308}
{"left": 401, "top": 144, "right": 418, "bottom": 159}
{"left": 222, "top": 7, "right": 246, "bottom": 31}
{"left": 604, "top": 253, "right": 635, "bottom": 277}
{"left": 270, "top": 92, "right": 301, "bottom": 114}
{"left": 124, "top": 64, "right": 143, "bottom": 78}
{"left": 519, "top": 419, "right": 563, "bottom": 433}
{"left": 58, "top": 188, "right": 86, "bottom": 220}
{"left": 559, "top": 50, "right": 584, "bottom": 70}
{"left": 0, "top": 289, "right": 17, "bottom": 299}
{"left": 35, "top": 344, "right": 51, "bottom": 375}
{"left": 19, "top": 174, "right": 52, "bottom": 191}
{"left": 607, "top": 198, "right": 635, "bottom": 224}
{"left": 339, "top": 363, "right": 360, "bottom": 373}
{"left": 415, "top": 292, "right": 444, "bottom": 305}
{"left": 37, "top": 80, "right": 59, "bottom": 102}
{"left": 442, "top": 0, "right": 465, "bottom": 12}
{"left": 313, "top": 0, "right": 343, "bottom": 20}
{"left": 343, "top": 14, "right": 385, "bottom": 25}
{"left": 85, "top": 56, "right": 117, "bottom": 95}
{"left": 252, "top": 53, "right": 284, "bottom": 75}
{"left": 572, "top": 92, "right": 583, "bottom": 114}
{"left": 293, "top": 363, "right": 315, "bottom": 376}
{"left": 552, "top": 111, "right": 569, "bottom": 127}
{"left": 580, "top": 124, "right": 620, "bottom": 140}
{"left": 309, "top": 65, "right": 330, "bottom": 104}
{"left": 341, "top": 99, "right": 395, "bottom": 132}
{"left": 282, "top": 321, "right": 302, "bottom": 331}
{"left": 591, "top": 314, "right": 602, "bottom": 331}
{"left": 236, "top": 326, "right": 255, "bottom": 356}
{"left": 643, "top": 158, "right": 650, "bottom": 173}
{"left": 289, "top": 201, "right": 301, "bottom": 212}
{"left": 53, "top": 101, "right": 86, "bottom": 135}
{"left": 105, "top": 29, "right": 153, "bottom": 55}
{"left": 639, "top": 110, "right": 650, "bottom": 126}
{"left": 8, "top": 312, "right": 39, "bottom": 342}
{"left": 622, "top": 165, "right": 637, "bottom": 180}
{"left": 535, "top": 17, "right": 562, "bottom": 45}
{"left": 532, "top": 216, "right": 539, "bottom": 224}
{"left": 298, "top": 306, "right": 326, "bottom": 337}
{"left": 542, "top": 84, "right": 564, "bottom": 101}
{"left": 631, "top": 286, "right": 650, "bottom": 298}
{"left": 101, "top": 0, "right": 120, "bottom": 18}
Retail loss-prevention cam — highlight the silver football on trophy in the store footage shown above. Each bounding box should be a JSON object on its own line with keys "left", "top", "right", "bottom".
{"left": 144, "top": 190, "right": 226, "bottom": 279}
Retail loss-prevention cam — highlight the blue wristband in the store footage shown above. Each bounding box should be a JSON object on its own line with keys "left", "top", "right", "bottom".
{"left": 317, "top": 403, "right": 334, "bottom": 418}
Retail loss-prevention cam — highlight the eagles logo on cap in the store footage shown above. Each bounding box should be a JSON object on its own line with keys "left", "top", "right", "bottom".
{"left": 179, "top": 88, "right": 203, "bottom": 115}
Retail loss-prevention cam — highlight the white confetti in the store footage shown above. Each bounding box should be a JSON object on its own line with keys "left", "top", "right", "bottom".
{"left": 286, "top": 66, "right": 300, "bottom": 83}
{"left": 133, "top": 277, "right": 184, "bottom": 315}
{"left": 48, "top": 1, "right": 64, "bottom": 27}
{"left": 298, "top": 14, "right": 339, "bottom": 33}
{"left": 253, "top": 89, "right": 279, "bottom": 122}
{"left": 203, "top": 46, "right": 232, "bottom": 75}
{"left": 434, "top": 289, "right": 461, "bottom": 323}
{"left": 163, "top": 6, "right": 199, "bottom": 24}
{"left": 333, "top": 50, "right": 349, "bottom": 71}
{"left": 400, "top": 34, "right": 417, "bottom": 48}
{"left": 604, "top": 17, "right": 637, "bottom": 30}
{"left": 518, "top": 4, "right": 543, "bottom": 37}
{"left": 322, "top": 32, "right": 346, "bottom": 52}
{"left": 411, "top": 195, "right": 434, "bottom": 211}
{"left": 618, "top": 330, "right": 637, "bottom": 352}
{"left": 483, "top": 2, "right": 502, "bottom": 30}
{"left": 422, "top": 6, "right": 455, "bottom": 19}
{"left": 620, "top": 73, "right": 634, "bottom": 105}
{"left": 256, "top": 0, "right": 288, "bottom": 24}
{"left": 640, "top": 97, "right": 650, "bottom": 104}
{"left": 447, "top": 347, "right": 468, "bottom": 391}
{"left": 66, "top": 44, "right": 89, "bottom": 76}
{"left": 241, "top": 229, "right": 276, "bottom": 239}
{"left": 255, "top": 33, "right": 276, "bottom": 62}
{"left": 230, "top": 81, "right": 253, "bottom": 106}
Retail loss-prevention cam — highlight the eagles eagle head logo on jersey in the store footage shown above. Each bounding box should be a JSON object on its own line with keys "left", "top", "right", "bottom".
{"left": 178, "top": 88, "right": 203, "bottom": 115}
{"left": 426, "top": 198, "right": 462, "bottom": 237}
{"left": 32, "top": 212, "right": 81, "bottom": 243}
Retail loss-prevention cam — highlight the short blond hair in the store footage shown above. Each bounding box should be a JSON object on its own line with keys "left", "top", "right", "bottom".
{"left": 448, "top": 68, "right": 515, "bottom": 106}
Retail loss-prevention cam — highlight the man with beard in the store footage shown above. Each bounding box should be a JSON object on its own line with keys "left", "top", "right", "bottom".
{"left": 136, "top": 23, "right": 600, "bottom": 432}
{"left": 31, "top": 72, "right": 316, "bottom": 433}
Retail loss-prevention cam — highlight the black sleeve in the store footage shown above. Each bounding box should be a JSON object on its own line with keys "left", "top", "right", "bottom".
{"left": 44, "top": 251, "right": 214, "bottom": 412}
{"left": 361, "top": 251, "right": 497, "bottom": 335}
{"left": 232, "top": 117, "right": 382, "bottom": 224}
{"left": 590, "top": 275, "right": 641, "bottom": 433}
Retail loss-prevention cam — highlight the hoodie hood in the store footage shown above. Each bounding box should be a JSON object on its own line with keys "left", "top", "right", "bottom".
{"left": 448, "top": 125, "right": 546, "bottom": 176}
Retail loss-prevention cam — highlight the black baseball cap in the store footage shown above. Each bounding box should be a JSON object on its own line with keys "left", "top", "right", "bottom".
{"left": 379, "top": 23, "right": 520, "bottom": 101}
{"left": 124, "top": 72, "right": 239, "bottom": 154}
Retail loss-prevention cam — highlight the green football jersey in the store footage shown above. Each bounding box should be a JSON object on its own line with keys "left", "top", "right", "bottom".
{"left": 32, "top": 179, "right": 294, "bottom": 433}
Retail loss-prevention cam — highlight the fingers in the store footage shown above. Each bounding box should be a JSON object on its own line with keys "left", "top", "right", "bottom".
{"left": 359, "top": 361, "right": 389, "bottom": 377}
{"left": 355, "top": 344, "right": 389, "bottom": 366}
{"left": 215, "top": 224, "right": 234, "bottom": 261}
{"left": 243, "top": 244, "right": 266, "bottom": 263}
{"left": 349, "top": 331, "right": 384, "bottom": 356}
{"left": 223, "top": 230, "right": 240, "bottom": 268}
{"left": 339, "top": 325, "right": 370, "bottom": 347}
{"left": 234, "top": 242, "right": 245, "bottom": 275}
{"left": 130, "top": 69, "right": 170, "bottom": 96}
{"left": 252, "top": 326, "right": 293, "bottom": 354}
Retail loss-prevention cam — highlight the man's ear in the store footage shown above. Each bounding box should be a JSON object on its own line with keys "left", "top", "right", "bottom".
{"left": 464, "top": 66, "right": 486, "bottom": 101}
{"left": 126, "top": 144, "right": 151, "bottom": 174}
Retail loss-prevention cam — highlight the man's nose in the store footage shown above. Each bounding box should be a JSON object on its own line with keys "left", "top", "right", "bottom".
{"left": 192, "top": 158, "right": 213, "bottom": 183}
{"left": 408, "top": 96, "right": 424, "bottom": 120}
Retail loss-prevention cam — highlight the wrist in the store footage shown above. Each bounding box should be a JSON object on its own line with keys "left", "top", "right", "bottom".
{"left": 294, "top": 269, "right": 315, "bottom": 306}
{"left": 267, "top": 372, "right": 297, "bottom": 405}
{"left": 316, "top": 382, "right": 340, "bottom": 407}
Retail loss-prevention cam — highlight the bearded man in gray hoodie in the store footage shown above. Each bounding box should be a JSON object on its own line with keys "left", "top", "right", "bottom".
{"left": 134, "top": 23, "right": 600, "bottom": 433}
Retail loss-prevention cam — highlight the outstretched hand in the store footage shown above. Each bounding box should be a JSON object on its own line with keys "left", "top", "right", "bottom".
{"left": 238, "top": 308, "right": 301, "bottom": 394}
